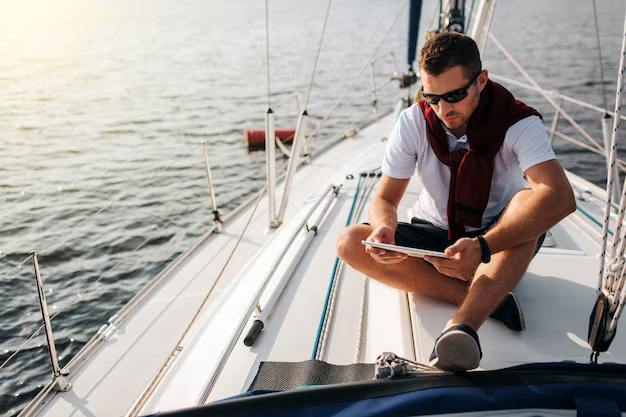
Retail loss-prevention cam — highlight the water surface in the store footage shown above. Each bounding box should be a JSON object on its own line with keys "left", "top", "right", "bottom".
{"left": 1, "top": 0, "right": 624, "bottom": 414}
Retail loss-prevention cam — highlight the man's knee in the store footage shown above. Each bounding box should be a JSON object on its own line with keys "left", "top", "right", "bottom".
{"left": 336, "top": 224, "right": 372, "bottom": 262}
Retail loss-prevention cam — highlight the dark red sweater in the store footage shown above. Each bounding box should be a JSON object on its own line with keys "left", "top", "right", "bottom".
{"left": 417, "top": 80, "right": 541, "bottom": 241}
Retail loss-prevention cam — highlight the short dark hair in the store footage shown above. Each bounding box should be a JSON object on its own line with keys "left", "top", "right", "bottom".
{"left": 418, "top": 32, "right": 481, "bottom": 80}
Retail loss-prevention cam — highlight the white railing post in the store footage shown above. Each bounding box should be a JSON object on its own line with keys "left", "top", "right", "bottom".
{"left": 276, "top": 111, "right": 308, "bottom": 225}
{"left": 202, "top": 142, "right": 223, "bottom": 233}
{"left": 265, "top": 109, "right": 279, "bottom": 228}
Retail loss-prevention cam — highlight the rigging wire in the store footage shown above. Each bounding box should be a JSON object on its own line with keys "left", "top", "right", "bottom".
{"left": 489, "top": 73, "right": 626, "bottom": 122}
{"left": 0, "top": 147, "right": 197, "bottom": 285}
{"left": 0, "top": 207, "right": 191, "bottom": 370}
{"left": 0, "top": 318, "right": 50, "bottom": 370}
{"left": 592, "top": 0, "right": 609, "bottom": 112}
{"left": 489, "top": 33, "right": 606, "bottom": 154}
{"left": 551, "top": 129, "right": 626, "bottom": 172}
{"left": 0, "top": 254, "right": 33, "bottom": 282}
{"left": 33, "top": 149, "right": 195, "bottom": 259}
{"left": 3, "top": 0, "right": 403, "bottom": 381}
{"left": 305, "top": 0, "right": 408, "bottom": 145}
{"left": 0, "top": 146, "right": 198, "bottom": 283}
{"left": 304, "top": 0, "right": 334, "bottom": 110}
{"left": 0, "top": 151, "right": 193, "bottom": 281}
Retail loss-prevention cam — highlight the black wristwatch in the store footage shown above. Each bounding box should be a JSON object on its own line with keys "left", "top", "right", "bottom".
{"left": 476, "top": 235, "right": 491, "bottom": 264}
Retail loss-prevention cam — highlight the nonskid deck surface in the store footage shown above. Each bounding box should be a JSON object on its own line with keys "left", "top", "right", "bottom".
{"left": 30, "top": 111, "right": 626, "bottom": 416}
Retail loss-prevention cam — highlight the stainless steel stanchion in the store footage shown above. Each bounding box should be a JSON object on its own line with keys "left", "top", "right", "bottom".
{"left": 202, "top": 141, "right": 223, "bottom": 233}
{"left": 31, "top": 251, "right": 72, "bottom": 392}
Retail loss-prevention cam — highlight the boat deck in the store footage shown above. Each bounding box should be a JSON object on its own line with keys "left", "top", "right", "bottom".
{"left": 27, "top": 110, "right": 626, "bottom": 417}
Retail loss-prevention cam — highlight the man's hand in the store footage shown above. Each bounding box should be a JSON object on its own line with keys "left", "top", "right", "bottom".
{"left": 424, "top": 238, "right": 482, "bottom": 281}
{"left": 365, "top": 225, "right": 408, "bottom": 264}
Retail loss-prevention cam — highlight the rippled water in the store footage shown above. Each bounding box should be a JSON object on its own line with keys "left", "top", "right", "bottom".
{"left": 1, "top": 0, "right": 625, "bottom": 415}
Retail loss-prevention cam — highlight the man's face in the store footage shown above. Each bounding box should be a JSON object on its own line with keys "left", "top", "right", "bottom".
{"left": 420, "top": 65, "right": 487, "bottom": 133}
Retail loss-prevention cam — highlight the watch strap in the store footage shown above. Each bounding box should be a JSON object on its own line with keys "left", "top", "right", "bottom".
{"left": 476, "top": 235, "right": 491, "bottom": 264}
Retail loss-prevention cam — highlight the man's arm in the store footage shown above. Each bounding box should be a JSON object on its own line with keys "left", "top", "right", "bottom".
{"left": 426, "top": 159, "right": 576, "bottom": 281}
{"left": 368, "top": 174, "right": 410, "bottom": 232}
{"left": 481, "top": 159, "right": 576, "bottom": 254}
{"left": 365, "top": 174, "right": 410, "bottom": 263}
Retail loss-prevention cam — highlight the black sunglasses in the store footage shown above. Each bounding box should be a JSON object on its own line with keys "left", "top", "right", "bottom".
{"left": 421, "top": 72, "right": 480, "bottom": 105}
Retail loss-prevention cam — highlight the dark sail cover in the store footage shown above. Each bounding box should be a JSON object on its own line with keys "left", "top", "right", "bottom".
{"left": 148, "top": 362, "right": 626, "bottom": 417}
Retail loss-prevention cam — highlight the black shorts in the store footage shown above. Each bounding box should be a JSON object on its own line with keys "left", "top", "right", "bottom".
{"left": 391, "top": 214, "right": 546, "bottom": 256}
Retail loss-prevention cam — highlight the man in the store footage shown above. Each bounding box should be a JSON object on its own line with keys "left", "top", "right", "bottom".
{"left": 336, "top": 32, "right": 575, "bottom": 372}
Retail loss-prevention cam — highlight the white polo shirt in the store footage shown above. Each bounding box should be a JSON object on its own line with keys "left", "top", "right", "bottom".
{"left": 381, "top": 103, "right": 556, "bottom": 231}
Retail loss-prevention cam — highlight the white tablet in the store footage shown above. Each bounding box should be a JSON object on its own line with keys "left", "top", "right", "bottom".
{"left": 361, "top": 241, "right": 452, "bottom": 259}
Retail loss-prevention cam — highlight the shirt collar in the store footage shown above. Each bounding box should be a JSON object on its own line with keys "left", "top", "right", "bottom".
{"left": 441, "top": 123, "right": 468, "bottom": 143}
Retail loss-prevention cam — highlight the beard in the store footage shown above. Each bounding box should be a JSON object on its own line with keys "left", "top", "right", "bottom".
{"left": 441, "top": 113, "right": 467, "bottom": 129}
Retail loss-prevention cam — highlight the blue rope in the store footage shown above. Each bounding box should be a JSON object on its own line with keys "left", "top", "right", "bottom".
{"left": 345, "top": 174, "right": 365, "bottom": 227}
{"left": 312, "top": 173, "right": 364, "bottom": 359}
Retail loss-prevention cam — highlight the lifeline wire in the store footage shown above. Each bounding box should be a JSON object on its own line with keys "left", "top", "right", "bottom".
{"left": 34, "top": 148, "right": 194, "bottom": 258}
{"left": 550, "top": 129, "right": 626, "bottom": 172}
{"left": 304, "top": 0, "right": 333, "bottom": 110}
{"left": 0, "top": 254, "right": 33, "bottom": 282}
{"left": 0, "top": 207, "right": 190, "bottom": 371}
{"left": 305, "top": 0, "right": 408, "bottom": 144}
{"left": 1, "top": 149, "right": 200, "bottom": 370}
{"left": 489, "top": 73, "right": 626, "bottom": 122}
{"left": 489, "top": 33, "right": 606, "bottom": 154}
{"left": 0, "top": 317, "right": 51, "bottom": 370}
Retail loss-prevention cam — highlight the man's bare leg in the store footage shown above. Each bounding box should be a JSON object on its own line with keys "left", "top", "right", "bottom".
{"left": 338, "top": 189, "right": 541, "bottom": 332}
{"left": 450, "top": 189, "right": 539, "bottom": 330}
{"left": 336, "top": 225, "right": 469, "bottom": 305}
{"left": 426, "top": 189, "right": 540, "bottom": 371}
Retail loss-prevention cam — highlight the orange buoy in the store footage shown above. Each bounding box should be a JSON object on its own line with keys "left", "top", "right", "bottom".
{"left": 244, "top": 129, "right": 295, "bottom": 150}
